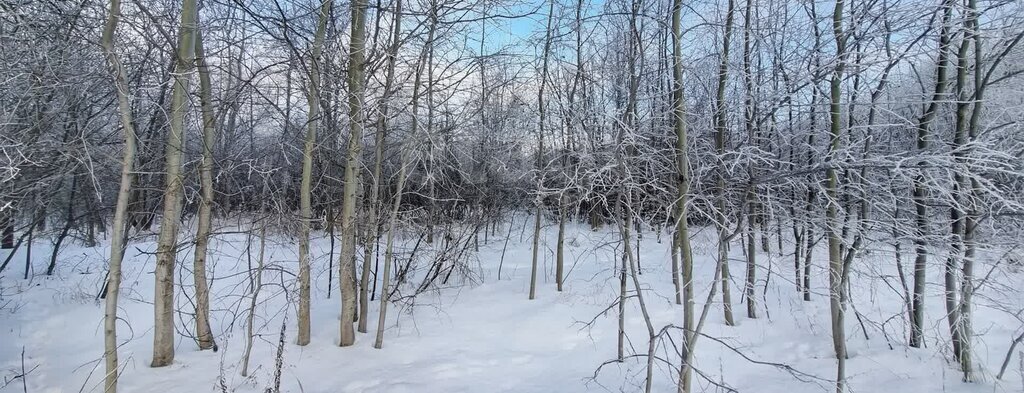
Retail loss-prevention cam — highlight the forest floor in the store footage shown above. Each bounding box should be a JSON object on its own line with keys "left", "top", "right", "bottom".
{"left": 1, "top": 215, "right": 1022, "bottom": 392}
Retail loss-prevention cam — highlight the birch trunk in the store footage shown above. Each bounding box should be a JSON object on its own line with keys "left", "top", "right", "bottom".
{"left": 826, "top": 0, "right": 848, "bottom": 390}
{"left": 339, "top": 0, "right": 368, "bottom": 346}
{"left": 241, "top": 216, "right": 267, "bottom": 377}
{"left": 373, "top": 0, "right": 408, "bottom": 348}
{"left": 374, "top": 157, "right": 408, "bottom": 348}
{"left": 192, "top": 28, "right": 217, "bottom": 351}
{"left": 361, "top": 0, "right": 402, "bottom": 334}
{"left": 713, "top": 0, "right": 738, "bottom": 326}
{"left": 956, "top": 0, "right": 980, "bottom": 378}
{"left": 101, "top": 0, "right": 139, "bottom": 388}
{"left": 742, "top": 0, "right": 757, "bottom": 320}
{"left": 152, "top": 0, "right": 198, "bottom": 367}
{"left": 297, "top": 0, "right": 332, "bottom": 347}
{"left": 672, "top": 0, "right": 695, "bottom": 384}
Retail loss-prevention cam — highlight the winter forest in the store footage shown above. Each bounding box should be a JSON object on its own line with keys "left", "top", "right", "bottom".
{"left": 2, "top": 0, "right": 1024, "bottom": 391}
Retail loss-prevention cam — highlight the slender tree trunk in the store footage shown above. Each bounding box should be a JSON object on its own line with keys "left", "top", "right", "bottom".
{"left": 374, "top": 0, "right": 418, "bottom": 349}
{"left": 191, "top": 28, "right": 217, "bottom": 351}
{"left": 424, "top": 6, "right": 438, "bottom": 246}
{"left": 529, "top": 0, "right": 555, "bottom": 301}
{"left": 362, "top": 0, "right": 402, "bottom": 334}
{"left": 374, "top": 153, "right": 408, "bottom": 349}
{"left": 804, "top": 0, "right": 822, "bottom": 304}
{"left": 945, "top": 14, "right": 971, "bottom": 366}
{"left": 804, "top": 228, "right": 813, "bottom": 301}
{"left": 742, "top": 0, "right": 758, "bottom": 320}
{"left": 956, "top": 0, "right": 980, "bottom": 378}
{"left": 617, "top": 246, "right": 626, "bottom": 361}
{"left": 556, "top": 206, "right": 565, "bottom": 291}
{"left": 910, "top": 0, "right": 953, "bottom": 349}
{"left": 48, "top": 175, "right": 77, "bottom": 276}
{"left": 826, "top": 0, "right": 848, "bottom": 390}
{"left": 25, "top": 215, "right": 34, "bottom": 279}
{"left": 681, "top": 237, "right": 730, "bottom": 393}
{"left": 794, "top": 227, "right": 803, "bottom": 292}
{"left": 101, "top": 0, "right": 139, "bottom": 386}
{"left": 713, "top": 0, "right": 738, "bottom": 326}
{"left": 1, "top": 211, "right": 13, "bottom": 249}
{"left": 672, "top": 0, "right": 695, "bottom": 383}
{"left": 339, "top": 0, "right": 368, "bottom": 346}
{"left": 297, "top": 0, "right": 332, "bottom": 347}
{"left": 152, "top": 0, "right": 198, "bottom": 367}
{"left": 671, "top": 226, "right": 681, "bottom": 305}
{"left": 373, "top": 93, "right": 409, "bottom": 349}
{"left": 616, "top": 0, "right": 644, "bottom": 368}
{"left": 241, "top": 215, "right": 267, "bottom": 377}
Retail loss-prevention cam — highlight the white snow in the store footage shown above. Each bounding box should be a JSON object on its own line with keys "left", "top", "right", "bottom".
{"left": 1, "top": 216, "right": 1022, "bottom": 392}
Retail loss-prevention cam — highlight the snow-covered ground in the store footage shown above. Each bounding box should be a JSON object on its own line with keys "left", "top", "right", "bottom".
{"left": 1, "top": 216, "right": 1022, "bottom": 392}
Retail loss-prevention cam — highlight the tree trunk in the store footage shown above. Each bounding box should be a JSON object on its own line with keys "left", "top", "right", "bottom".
{"left": 374, "top": 154, "right": 408, "bottom": 348}
{"left": 48, "top": 175, "right": 77, "bottom": 276}
{"left": 373, "top": 0, "right": 410, "bottom": 349}
{"left": 672, "top": 0, "right": 695, "bottom": 384}
{"left": 529, "top": 0, "right": 555, "bottom": 301}
{"left": 101, "top": 0, "right": 139, "bottom": 386}
{"left": 362, "top": 0, "right": 403, "bottom": 334}
{"left": 804, "top": 227, "right": 813, "bottom": 301}
{"left": 339, "top": 0, "right": 368, "bottom": 346}
{"left": 957, "top": 0, "right": 980, "bottom": 378}
{"left": 713, "top": 0, "right": 737, "bottom": 326}
{"left": 742, "top": 0, "right": 757, "bottom": 320}
{"left": 297, "top": 0, "right": 332, "bottom": 347}
{"left": 0, "top": 211, "right": 12, "bottom": 249}
{"left": 556, "top": 206, "right": 566, "bottom": 292}
{"left": 826, "top": 0, "right": 848, "bottom": 390}
{"left": 910, "top": 0, "right": 953, "bottom": 349}
{"left": 191, "top": 28, "right": 217, "bottom": 351}
{"left": 152, "top": 0, "right": 197, "bottom": 367}
{"left": 794, "top": 227, "right": 803, "bottom": 293}
{"left": 241, "top": 215, "right": 267, "bottom": 377}
{"left": 24, "top": 215, "right": 34, "bottom": 279}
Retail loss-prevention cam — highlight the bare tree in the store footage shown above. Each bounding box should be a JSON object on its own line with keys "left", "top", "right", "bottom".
{"left": 671, "top": 0, "right": 696, "bottom": 385}
{"left": 101, "top": 0, "right": 140, "bottom": 388}
{"left": 191, "top": 27, "right": 217, "bottom": 351}
{"left": 910, "top": 0, "right": 953, "bottom": 349}
{"left": 152, "top": 0, "right": 199, "bottom": 367}
{"left": 825, "top": 0, "right": 848, "bottom": 390}
{"left": 298, "top": 0, "right": 333, "bottom": 347}
{"left": 339, "top": 0, "right": 369, "bottom": 346}
{"left": 713, "top": 0, "right": 738, "bottom": 327}
{"left": 529, "top": 0, "right": 555, "bottom": 301}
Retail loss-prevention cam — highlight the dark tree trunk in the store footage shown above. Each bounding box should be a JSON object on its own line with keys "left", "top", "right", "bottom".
{"left": 1, "top": 210, "right": 13, "bottom": 249}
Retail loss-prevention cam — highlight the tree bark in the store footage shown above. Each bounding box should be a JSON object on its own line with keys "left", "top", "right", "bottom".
{"left": 362, "top": 0, "right": 403, "bottom": 334}
{"left": 529, "top": 0, "right": 555, "bottom": 301}
{"left": 191, "top": 28, "right": 217, "bottom": 351}
{"left": 742, "top": 0, "right": 758, "bottom": 320}
{"left": 956, "top": 0, "right": 980, "bottom": 378}
{"left": 101, "top": 0, "right": 139, "bottom": 388}
{"left": 713, "top": 0, "right": 738, "bottom": 327}
{"left": 910, "top": 0, "right": 953, "bottom": 349}
{"left": 672, "top": 0, "right": 695, "bottom": 385}
{"left": 339, "top": 0, "right": 368, "bottom": 346}
{"left": 152, "top": 0, "right": 198, "bottom": 367}
{"left": 1, "top": 211, "right": 12, "bottom": 249}
{"left": 297, "top": 0, "right": 332, "bottom": 347}
{"left": 826, "top": 0, "right": 848, "bottom": 390}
